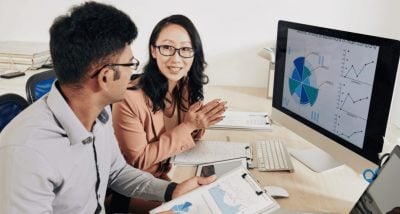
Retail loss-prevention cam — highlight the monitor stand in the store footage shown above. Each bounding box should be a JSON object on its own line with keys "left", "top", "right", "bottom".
{"left": 290, "top": 147, "right": 343, "bottom": 172}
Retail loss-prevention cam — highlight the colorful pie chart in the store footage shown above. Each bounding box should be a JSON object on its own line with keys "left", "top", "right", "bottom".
{"left": 288, "top": 57, "right": 318, "bottom": 105}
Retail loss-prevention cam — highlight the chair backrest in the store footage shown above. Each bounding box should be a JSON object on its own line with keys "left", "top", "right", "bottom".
{"left": 25, "top": 69, "right": 56, "bottom": 104}
{"left": 0, "top": 93, "right": 29, "bottom": 132}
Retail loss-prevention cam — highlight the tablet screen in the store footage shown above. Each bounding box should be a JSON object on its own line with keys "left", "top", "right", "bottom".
{"left": 350, "top": 146, "right": 400, "bottom": 214}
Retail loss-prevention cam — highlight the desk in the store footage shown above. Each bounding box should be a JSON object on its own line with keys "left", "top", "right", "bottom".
{"left": 0, "top": 69, "right": 41, "bottom": 98}
{"left": 170, "top": 85, "right": 400, "bottom": 213}
{"left": 1, "top": 73, "right": 398, "bottom": 212}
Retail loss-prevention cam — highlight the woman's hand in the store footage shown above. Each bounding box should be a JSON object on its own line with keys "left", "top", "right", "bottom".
{"left": 183, "top": 99, "right": 227, "bottom": 131}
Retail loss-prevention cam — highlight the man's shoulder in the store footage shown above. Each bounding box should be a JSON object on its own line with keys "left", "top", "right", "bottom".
{"left": 0, "top": 99, "right": 65, "bottom": 148}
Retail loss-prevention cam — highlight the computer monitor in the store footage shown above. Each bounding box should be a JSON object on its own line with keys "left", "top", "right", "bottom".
{"left": 272, "top": 20, "right": 400, "bottom": 173}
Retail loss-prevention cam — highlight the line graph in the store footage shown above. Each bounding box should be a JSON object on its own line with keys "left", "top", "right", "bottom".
{"left": 339, "top": 93, "right": 369, "bottom": 110}
{"left": 333, "top": 113, "right": 365, "bottom": 144}
{"left": 338, "top": 130, "right": 363, "bottom": 139}
{"left": 343, "top": 61, "right": 374, "bottom": 78}
{"left": 336, "top": 82, "right": 370, "bottom": 121}
{"left": 340, "top": 49, "right": 376, "bottom": 85}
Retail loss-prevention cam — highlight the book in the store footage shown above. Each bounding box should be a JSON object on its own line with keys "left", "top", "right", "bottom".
{"left": 150, "top": 166, "right": 279, "bottom": 214}
{"left": 210, "top": 111, "right": 271, "bottom": 130}
{"left": 172, "top": 141, "right": 252, "bottom": 166}
{"left": 0, "top": 55, "right": 51, "bottom": 65}
{"left": 0, "top": 41, "right": 51, "bottom": 70}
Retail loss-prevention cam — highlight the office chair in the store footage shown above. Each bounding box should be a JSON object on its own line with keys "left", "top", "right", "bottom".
{"left": 25, "top": 69, "right": 56, "bottom": 104}
{"left": 0, "top": 93, "right": 29, "bottom": 132}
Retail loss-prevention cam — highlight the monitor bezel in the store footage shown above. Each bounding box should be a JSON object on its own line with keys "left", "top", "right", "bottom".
{"left": 273, "top": 20, "right": 400, "bottom": 164}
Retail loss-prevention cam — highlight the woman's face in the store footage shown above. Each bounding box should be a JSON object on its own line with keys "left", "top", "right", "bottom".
{"left": 151, "top": 24, "right": 194, "bottom": 89}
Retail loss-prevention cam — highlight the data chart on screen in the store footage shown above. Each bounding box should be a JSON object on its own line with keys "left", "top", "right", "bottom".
{"left": 282, "top": 29, "right": 379, "bottom": 148}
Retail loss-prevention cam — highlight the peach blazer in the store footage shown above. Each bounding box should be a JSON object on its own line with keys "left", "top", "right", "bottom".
{"left": 112, "top": 88, "right": 204, "bottom": 178}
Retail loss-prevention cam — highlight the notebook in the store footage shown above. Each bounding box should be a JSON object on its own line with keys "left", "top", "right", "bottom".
{"left": 350, "top": 145, "right": 400, "bottom": 214}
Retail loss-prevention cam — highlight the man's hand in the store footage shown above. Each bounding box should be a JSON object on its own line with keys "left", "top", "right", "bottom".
{"left": 172, "top": 175, "right": 217, "bottom": 199}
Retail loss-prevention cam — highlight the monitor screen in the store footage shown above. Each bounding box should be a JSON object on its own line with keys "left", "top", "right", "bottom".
{"left": 272, "top": 20, "right": 400, "bottom": 169}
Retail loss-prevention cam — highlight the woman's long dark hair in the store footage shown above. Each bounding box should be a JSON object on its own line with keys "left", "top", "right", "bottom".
{"left": 130, "top": 14, "right": 208, "bottom": 113}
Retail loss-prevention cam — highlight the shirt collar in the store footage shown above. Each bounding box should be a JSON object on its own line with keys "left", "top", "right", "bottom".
{"left": 46, "top": 81, "right": 109, "bottom": 145}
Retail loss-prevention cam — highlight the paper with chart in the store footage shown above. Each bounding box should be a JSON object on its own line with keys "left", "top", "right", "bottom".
{"left": 172, "top": 141, "right": 251, "bottom": 165}
{"left": 210, "top": 111, "right": 271, "bottom": 130}
{"left": 150, "top": 167, "right": 279, "bottom": 214}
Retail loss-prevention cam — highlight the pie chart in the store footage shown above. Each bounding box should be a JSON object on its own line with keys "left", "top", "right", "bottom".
{"left": 288, "top": 57, "right": 318, "bottom": 106}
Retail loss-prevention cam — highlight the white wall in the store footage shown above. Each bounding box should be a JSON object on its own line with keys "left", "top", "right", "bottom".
{"left": 1, "top": 0, "right": 400, "bottom": 124}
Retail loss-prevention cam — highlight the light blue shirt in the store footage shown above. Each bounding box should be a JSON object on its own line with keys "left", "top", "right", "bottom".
{"left": 0, "top": 82, "right": 170, "bottom": 214}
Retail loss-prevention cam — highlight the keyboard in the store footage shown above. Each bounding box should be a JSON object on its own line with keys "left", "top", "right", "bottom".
{"left": 255, "top": 139, "right": 294, "bottom": 172}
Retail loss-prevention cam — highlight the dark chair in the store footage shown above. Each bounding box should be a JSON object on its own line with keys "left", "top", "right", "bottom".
{"left": 0, "top": 93, "right": 29, "bottom": 132}
{"left": 25, "top": 69, "right": 56, "bottom": 104}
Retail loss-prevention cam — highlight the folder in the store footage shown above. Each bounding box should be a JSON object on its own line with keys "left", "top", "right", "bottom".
{"left": 209, "top": 111, "right": 271, "bottom": 131}
{"left": 172, "top": 141, "right": 252, "bottom": 167}
{"left": 150, "top": 166, "right": 280, "bottom": 214}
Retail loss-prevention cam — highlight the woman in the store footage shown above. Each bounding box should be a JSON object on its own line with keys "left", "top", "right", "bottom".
{"left": 111, "top": 15, "right": 226, "bottom": 212}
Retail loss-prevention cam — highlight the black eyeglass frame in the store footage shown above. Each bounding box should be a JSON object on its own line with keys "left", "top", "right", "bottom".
{"left": 154, "top": 45, "right": 195, "bottom": 58}
{"left": 90, "top": 59, "right": 140, "bottom": 79}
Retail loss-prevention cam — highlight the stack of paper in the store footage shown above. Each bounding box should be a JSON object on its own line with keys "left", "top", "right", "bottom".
{"left": 210, "top": 111, "right": 271, "bottom": 130}
{"left": 0, "top": 41, "right": 51, "bottom": 70}
{"left": 172, "top": 141, "right": 251, "bottom": 165}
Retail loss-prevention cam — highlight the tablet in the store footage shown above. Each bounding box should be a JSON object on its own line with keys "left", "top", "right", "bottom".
{"left": 350, "top": 145, "right": 400, "bottom": 214}
{"left": 196, "top": 158, "right": 247, "bottom": 177}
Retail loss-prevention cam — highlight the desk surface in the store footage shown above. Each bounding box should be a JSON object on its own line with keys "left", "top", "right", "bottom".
{"left": 0, "top": 69, "right": 42, "bottom": 98}
{"left": 1, "top": 72, "right": 399, "bottom": 213}
{"left": 170, "top": 85, "right": 400, "bottom": 214}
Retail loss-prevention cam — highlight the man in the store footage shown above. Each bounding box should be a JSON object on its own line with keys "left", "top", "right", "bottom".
{"left": 0, "top": 2, "right": 215, "bottom": 213}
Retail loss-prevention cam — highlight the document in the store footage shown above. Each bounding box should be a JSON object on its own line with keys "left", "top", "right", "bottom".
{"left": 150, "top": 166, "right": 279, "bottom": 214}
{"left": 196, "top": 158, "right": 247, "bottom": 177}
{"left": 172, "top": 141, "right": 252, "bottom": 165}
{"left": 210, "top": 111, "right": 271, "bottom": 130}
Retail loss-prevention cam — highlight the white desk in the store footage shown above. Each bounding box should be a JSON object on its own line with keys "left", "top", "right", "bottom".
{"left": 170, "top": 85, "right": 400, "bottom": 213}
{"left": 1, "top": 74, "right": 399, "bottom": 212}
{"left": 0, "top": 69, "right": 42, "bottom": 98}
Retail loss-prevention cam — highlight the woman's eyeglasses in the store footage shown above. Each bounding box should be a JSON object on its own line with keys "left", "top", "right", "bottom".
{"left": 154, "top": 45, "right": 195, "bottom": 58}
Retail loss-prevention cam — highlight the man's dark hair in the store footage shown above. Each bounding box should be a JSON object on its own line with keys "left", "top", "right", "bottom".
{"left": 49, "top": 2, "right": 138, "bottom": 85}
{"left": 131, "top": 14, "right": 208, "bottom": 113}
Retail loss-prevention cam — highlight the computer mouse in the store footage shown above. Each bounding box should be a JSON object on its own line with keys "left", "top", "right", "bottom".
{"left": 264, "top": 185, "right": 289, "bottom": 198}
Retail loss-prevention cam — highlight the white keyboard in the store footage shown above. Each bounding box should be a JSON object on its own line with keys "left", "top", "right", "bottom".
{"left": 255, "top": 140, "right": 294, "bottom": 172}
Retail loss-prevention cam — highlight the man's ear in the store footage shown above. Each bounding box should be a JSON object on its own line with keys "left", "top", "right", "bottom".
{"left": 97, "top": 67, "right": 114, "bottom": 91}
